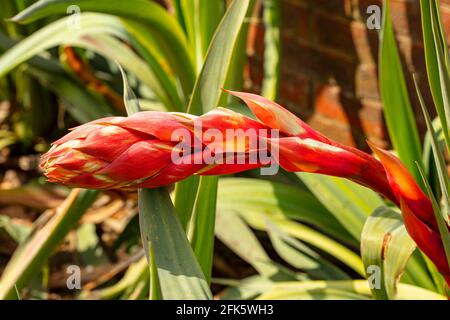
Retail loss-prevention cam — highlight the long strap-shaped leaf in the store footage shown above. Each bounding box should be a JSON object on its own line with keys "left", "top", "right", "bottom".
{"left": 186, "top": 0, "right": 250, "bottom": 116}
{"left": 261, "top": 0, "right": 280, "bottom": 100}
{"left": 0, "top": 31, "right": 114, "bottom": 123}
{"left": 379, "top": 0, "right": 422, "bottom": 184}
{"left": 0, "top": 13, "right": 182, "bottom": 112}
{"left": 224, "top": 278, "right": 445, "bottom": 300}
{"left": 180, "top": 0, "right": 225, "bottom": 73}
{"left": 361, "top": 206, "right": 416, "bottom": 300}
{"left": 0, "top": 189, "right": 98, "bottom": 300}
{"left": 420, "top": 0, "right": 450, "bottom": 150}
{"left": 298, "top": 173, "right": 384, "bottom": 242}
{"left": 139, "top": 189, "right": 212, "bottom": 300}
{"left": 217, "top": 179, "right": 365, "bottom": 276}
{"left": 11, "top": 0, "right": 196, "bottom": 97}
{"left": 415, "top": 78, "right": 450, "bottom": 270}
{"left": 174, "top": 0, "right": 250, "bottom": 282}
{"left": 119, "top": 68, "right": 212, "bottom": 300}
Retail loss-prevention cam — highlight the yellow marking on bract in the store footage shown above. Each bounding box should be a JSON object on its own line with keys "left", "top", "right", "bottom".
{"left": 250, "top": 98, "right": 305, "bottom": 135}
{"left": 99, "top": 125, "right": 123, "bottom": 136}
{"left": 150, "top": 143, "right": 174, "bottom": 151}
{"left": 303, "top": 139, "right": 345, "bottom": 153}
{"left": 93, "top": 174, "right": 115, "bottom": 183}
{"left": 369, "top": 143, "right": 421, "bottom": 200}
{"left": 170, "top": 112, "right": 198, "bottom": 121}
{"left": 195, "top": 164, "right": 217, "bottom": 175}
{"left": 386, "top": 160, "right": 421, "bottom": 200}
{"left": 292, "top": 162, "right": 320, "bottom": 172}
{"left": 82, "top": 162, "right": 104, "bottom": 173}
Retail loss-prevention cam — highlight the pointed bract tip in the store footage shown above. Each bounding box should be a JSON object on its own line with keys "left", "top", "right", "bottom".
{"left": 367, "top": 141, "right": 397, "bottom": 167}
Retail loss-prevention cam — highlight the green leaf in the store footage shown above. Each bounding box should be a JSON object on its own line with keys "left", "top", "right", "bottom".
{"left": 267, "top": 221, "right": 350, "bottom": 280}
{"left": 218, "top": 179, "right": 365, "bottom": 276}
{"left": 422, "top": 116, "right": 444, "bottom": 194}
{"left": 147, "top": 245, "right": 162, "bottom": 300}
{"left": 0, "top": 13, "right": 124, "bottom": 76}
{"left": 0, "top": 13, "right": 180, "bottom": 111}
{"left": 415, "top": 78, "right": 450, "bottom": 271}
{"left": 0, "top": 30, "right": 114, "bottom": 122}
{"left": 402, "top": 250, "right": 439, "bottom": 292}
{"left": 218, "top": 178, "right": 355, "bottom": 245}
{"left": 174, "top": 0, "right": 251, "bottom": 282}
{"left": 0, "top": 189, "right": 98, "bottom": 300}
{"left": 27, "top": 65, "right": 113, "bottom": 122}
{"left": 220, "top": 0, "right": 256, "bottom": 106}
{"left": 261, "top": 0, "right": 280, "bottom": 100}
{"left": 119, "top": 67, "right": 211, "bottom": 300}
{"left": 222, "top": 278, "right": 444, "bottom": 300}
{"left": 419, "top": 0, "right": 450, "bottom": 150}
{"left": 173, "top": 176, "right": 200, "bottom": 230}
{"left": 187, "top": 176, "right": 218, "bottom": 281}
{"left": 414, "top": 76, "right": 450, "bottom": 226}
{"left": 361, "top": 206, "right": 416, "bottom": 300}
{"left": 11, "top": 0, "right": 196, "bottom": 97}
{"left": 379, "top": 0, "right": 422, "bottom": 184}
{"left": 180, "top": 0, "right": 225, "bottom": 72}
{"left": 84, "top": 256, "right": 148, "bottom": 300}
{"left": 215, "top": 209, "right": 297, "bottom": 280}
{"left": 186, "top": 0, "right": 249, "bottom": 115}
{"left": 297, "top": 173, "right": 384, "bottom": 242}
{"left": 119, "top": 64, "right": 140, "bottom": 115}
{"left": 122, "top": 20, "right": 185, "bottom": 111}
{"left": 138, "top": 189, "right": 212, "bottom": 300}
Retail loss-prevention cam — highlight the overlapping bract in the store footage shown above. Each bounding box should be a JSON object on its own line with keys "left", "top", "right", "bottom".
{"left": 40, "top": 107, "right": 267, "bottom": 189}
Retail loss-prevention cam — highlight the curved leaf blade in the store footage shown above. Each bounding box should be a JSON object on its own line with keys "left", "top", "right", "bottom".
{"left": 361, "top": 206, "right": 416, "bottom": 300}
{"left": 138, "top": 189, "right": 212, "bottom": 300}
{"left": 379, "top": 0, "right": 422, "bottom": 183}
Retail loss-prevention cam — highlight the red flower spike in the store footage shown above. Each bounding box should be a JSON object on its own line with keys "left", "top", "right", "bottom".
{"left": 41, "top": 90, "right": 450, "bottom": 286}
{"left": 41, "top": 91, "right": 396, "bottom": 203}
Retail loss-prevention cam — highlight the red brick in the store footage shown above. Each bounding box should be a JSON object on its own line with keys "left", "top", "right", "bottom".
{"left": 247, "top": 56, "right": 263, "bottom": 88}
{"left": 439, "top": 5, "right": 450, "bottom": 43}
{"left": 355, "top": 63, "right": 379, "bottom": 100}
{"left": 247, "top": 23, "right": 265, "bottom": 57}
{"left": 279, "top": 72, "right": 312, "bottom": 109}
{"left": 314, "top": 84, "right": 349, "bottom": 123}
{"left": 351, "top": 21, "right": 378, "bottom": 64}
{"left": 308, "top": 114, "right": 356, "bottom": 146}
{"left": 281, "top": 1, "right": 312, "bottom": 42}
{"left": 313, "top": 0, "right": 354, "bottom": 18}
{"left": 359, "top": 99, "right": 386, "bottom": 140}
{"left": 314, "top": 12, "right": 355, "bottom": 57}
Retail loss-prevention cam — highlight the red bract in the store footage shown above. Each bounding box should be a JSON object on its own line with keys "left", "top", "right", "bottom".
{"left": 369, "top": 143, "right": 450, "bottom": 286}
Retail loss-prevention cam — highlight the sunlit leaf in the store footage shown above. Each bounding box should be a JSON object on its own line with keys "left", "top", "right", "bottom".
{"left": 379, "top": 0, "right": 422, "bottom": 183}
{"left": 361, "top": 206, "right": 416, "bottom": 300}
{"left": 0, "top": 189, "right": 98, "bottom": 300}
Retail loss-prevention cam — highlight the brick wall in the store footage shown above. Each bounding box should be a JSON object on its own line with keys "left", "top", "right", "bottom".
{"left": 247, "top": 0, "right": 450, "bottom": 151}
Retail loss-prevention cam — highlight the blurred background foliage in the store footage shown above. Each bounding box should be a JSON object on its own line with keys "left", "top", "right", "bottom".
{"left": 0, "top": 0, "right": 448, "bottom": 300}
